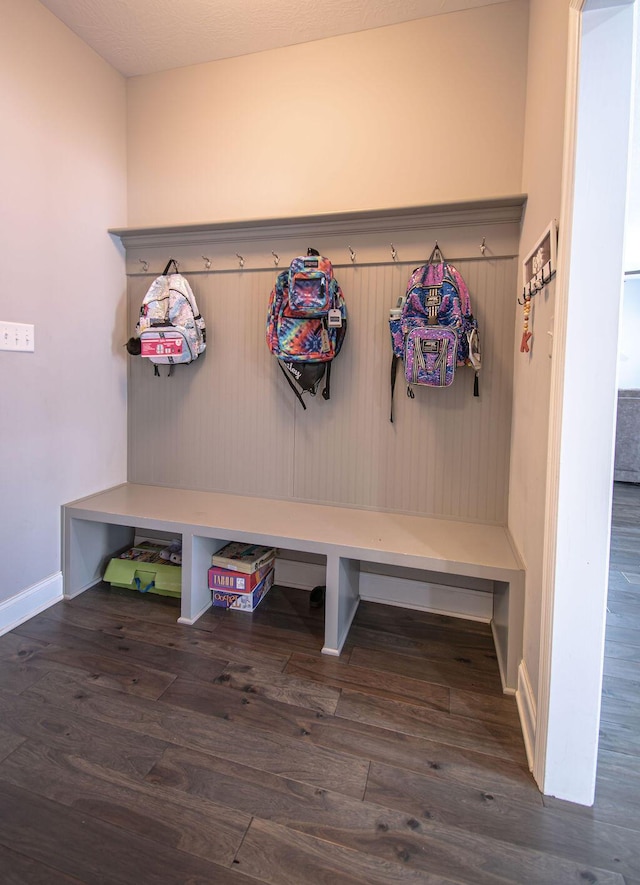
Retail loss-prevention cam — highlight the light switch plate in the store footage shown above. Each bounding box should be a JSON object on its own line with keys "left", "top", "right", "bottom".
{"left": 0, "top": 321, "right": 35, "bottom": 352}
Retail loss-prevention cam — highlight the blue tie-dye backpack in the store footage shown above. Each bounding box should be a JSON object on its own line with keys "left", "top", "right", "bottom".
{"left": 389, "top": 244, "right": 481, "bottom": 421}
{"left": 266, "top": 249, "right": 347, "bottom": 409}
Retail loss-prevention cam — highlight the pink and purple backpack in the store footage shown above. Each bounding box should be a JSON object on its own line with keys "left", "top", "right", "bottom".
{"left": 389, "top": 245, "right": 481, "bottom": 420}
{"left": 266, "top": 249, "right": 347, "bottom": 409}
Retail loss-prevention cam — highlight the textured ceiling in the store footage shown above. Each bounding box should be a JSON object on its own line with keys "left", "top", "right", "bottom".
{"left": 38, "top": 0, "right": 511, "bottom": 78}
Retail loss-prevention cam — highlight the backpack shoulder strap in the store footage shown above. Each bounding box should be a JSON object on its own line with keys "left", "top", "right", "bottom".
{"left": 162, "top": 258, "right": 179, "bottom": 275}
{"left": 446, "top": 263, "right": 472, "bottom": 315}
{"left": 277, "top": 362, "right": 307, "bottom": 410}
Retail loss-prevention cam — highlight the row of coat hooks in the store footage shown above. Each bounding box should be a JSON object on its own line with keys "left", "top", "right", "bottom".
{"left": 136, "top": 237, "right": 491, "bottom": 273}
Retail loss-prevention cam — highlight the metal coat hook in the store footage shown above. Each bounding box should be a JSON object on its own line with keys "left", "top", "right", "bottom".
{"left": 138, "top": 258, "right": 149, "bottom": 272}
{"left": 236, "top": 253, "right": 245, "bottom": 269}
{"left": 480, "top": 237, "right": 487, "bottom": 257}
{"left": 519, "top": 265, "right": 551, "bottom": 304}
{"left": 202, "top": 256, "right": 212, "bottom": 270}
{"left": 390, "top": 243, "right": 398, "bottom": 262}
{"left": 348, "top": 245, "right": 356, "bottom": 263}
{"left": 429, "top": 241, "right": 445, "bottom": 264}
{"left": 272, "top": 251, "right": 280, "bottom": 267}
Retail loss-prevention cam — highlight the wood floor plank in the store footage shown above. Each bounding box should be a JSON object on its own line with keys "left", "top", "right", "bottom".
{"left": 0, "top": 659, "right": 52, "bottom": 694}
{"left": 605, "top": 600, "right": 640, "bottom": 621}
{"left": 15, "top": 611, "right": 230, "bottom": 685}
{"left": 0, "top": 480, "right": 636, "bottom": 885}
{"left": 208, "top": 592, "right": 327, "bottom": 654}
{"left": 133, "top": 666, "right": 540, "bottom": 805}
{"left": 22, "top": 669, "right": 369, "bottom": 799}
{"left": 350, "top": 601, "right": 494, "bottom": 637}
{"left": 63, "top": 584, "right": 185, "bottom": 627}
{"left": 131, "top": 663, "right": 332, "bottom": 735}
{"left": 603, "top": 654, "right": 640, "bottom": 683}
{"left": 43, "top": 598, "right": 175, "bottom": 634}
{"left": 349, "top": 645, "right": 503, "bottom": 696}
{"left": 603, "top": 623, "right": 640, "bottom": 647}
{"left": 0, "top": 631, "right": 51, "bottom": 661}
{"left": 598, "top": 716, "right": 640, "bottom": 756}
{"left": 604, "top": 638, "right": 640, "bottom": 663}
{"left": 11, "top": 634, "right": 178, "bottom": 700}
{"left": 601, "top": 673, "right": 640, "bottom": 709}
{"left": 284, "top": 651, "right": 451, "bottom": 712}
{"left": 147, "top": 744, "right": 622, "bottom": 885}
{"left": 343, "top": 622, "right": 499, "bottom": 671}
{"left": 207, "top": 619, "right": 329, "bottom": 660}
{"left": 448, "top": 687, "right": 521, "bottom": 728}
{"left": 48, "top": 597, "right": 296, "bottom": 670}
{"left": 365, "top": 761, "right": 638, "bottom": 883}
{"left": 92, "top": 611, "right": 291, "bottom": 672}
{"left": 0, "top": 778, "right": 254, "bottom": 885}
{"left": 543, "top": 749, "right": 640, "bottom": 831}
{"left": 0, "top": 725, "right": 25, "bottom": 764}
{"left": 0, "top": 843, "right": 89, "bottom": 885}
{"left": 611, "top": 575, "right": 640, "bottom": 591}
{"left": 213, "top": 660, "right": 342, "bottom": 714}
{"left": 0, "top": 686, "right": 167, "bottom": 778}
{"left": 600, "top": 680, "right": 640, "bottom": 740}
{"left": 304, "top": 713, "right": 540, "bottom": 804}
{"left": 601, "top": 498, "right": 640, "bottom": 790}
{"left": 0, "top": 739, "right": 251, "bottom": 868}
{"left": 234, "top": 817, "right": 462, "bottom": 885}
{"left": 606, "top": 548, "right": 640, "bottom": 568}
{"left": 605, "top": 610, "right": 640, "bottom": 632}
{"left": 336, "top": 689, "right": 527, "bottom": 763}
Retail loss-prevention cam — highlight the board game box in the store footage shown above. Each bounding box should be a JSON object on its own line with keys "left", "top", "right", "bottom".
{"left": 211, "top": 567, "right": 274, "bottom": 611}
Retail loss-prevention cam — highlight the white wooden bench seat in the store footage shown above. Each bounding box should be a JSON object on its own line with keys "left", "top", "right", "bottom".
{"left": 63, "top": 482, "right": 525, "bottom": 693}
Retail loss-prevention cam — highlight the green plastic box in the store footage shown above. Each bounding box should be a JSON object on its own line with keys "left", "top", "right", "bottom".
{"left": 103, "top": 543, "right": 182, "bottom": 598}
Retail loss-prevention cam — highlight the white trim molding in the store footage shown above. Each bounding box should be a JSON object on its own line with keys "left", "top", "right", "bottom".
{"left": 0, "top": 573, "right": 63, "bottom": 637}
{"left": 534, "top": 0, "right": 584, "bottom": 800}
{"left": 111, "top": 196, "right": 527, "bottom": 276}
{"left": 275, "top": 557, "right": 493, "bottom": 622}
{"left": 517, "top": 660, "right": 537, "bottom": 772}
{"left": 536, "top": 0, "right": 636, "bottom": 805}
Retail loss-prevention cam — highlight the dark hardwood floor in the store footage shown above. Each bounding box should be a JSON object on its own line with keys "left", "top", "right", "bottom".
{"left": 0, "top": 483, "right": 638, "bottom": 883}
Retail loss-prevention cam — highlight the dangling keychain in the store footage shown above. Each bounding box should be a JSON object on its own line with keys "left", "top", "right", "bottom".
{"left": 520, "top": 294, "right": 532, "bottom": 353}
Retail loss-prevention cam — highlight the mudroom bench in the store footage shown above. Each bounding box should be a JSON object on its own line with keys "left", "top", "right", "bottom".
{"left": 62, "top": 483, "right": 525, "bottom": 693}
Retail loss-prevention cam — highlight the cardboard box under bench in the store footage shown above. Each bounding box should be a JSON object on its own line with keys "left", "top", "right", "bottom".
{"left": 211, "top": 567, "right": 274, "bottom": 611}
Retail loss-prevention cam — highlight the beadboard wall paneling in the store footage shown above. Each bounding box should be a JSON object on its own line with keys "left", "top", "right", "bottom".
{"left": 291, "top": 258, "right": 516, "bottom": 522}
{"left": 127, "top": 256, "right": 516, "bottom": 523}
{"left": 128, "top": 271, "right": 295, "bottom": 498}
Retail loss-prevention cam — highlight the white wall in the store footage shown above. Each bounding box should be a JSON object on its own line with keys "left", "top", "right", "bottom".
{"left": 508, "top": 0, "right": 569, "bottom": 706}
{"left": 624, "top": 6, "right": 640, "bottom": 272}
{"left": 618, "top": 277, "right": 640, "bottom": 389}
{"left": 539, "top": 0, "right": 635, "bottom": 805}
{"left": 125, "top": 1, "right": 529, "bottom": 227}
{"left": 0, "top": 0, "right": 128, "bottom": 617}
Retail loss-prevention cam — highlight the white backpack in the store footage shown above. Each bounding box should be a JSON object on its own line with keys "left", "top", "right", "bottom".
{"left": 129, "top": 260, "right": 206, "bottom": 376}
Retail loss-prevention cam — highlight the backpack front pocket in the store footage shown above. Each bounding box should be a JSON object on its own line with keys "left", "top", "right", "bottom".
{"left": 404, "top": 327, "right": 458, "bottom": 388}
{"left": 276, "top": 315, "right": 333, "bottom": 361}
{"left": 140, "top": 327, "right": 193, "bottom": 363}
{"left": 288, "top": 273, "right": 331, "bottom": 316}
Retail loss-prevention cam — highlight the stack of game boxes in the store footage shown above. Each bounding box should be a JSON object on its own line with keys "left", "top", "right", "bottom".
{"left": 208, "top": 542, "right": 276, "bottom": 611}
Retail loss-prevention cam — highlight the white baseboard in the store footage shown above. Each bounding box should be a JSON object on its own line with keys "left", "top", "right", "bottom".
{"left": 275, "top": 557, "right": 326, "bottom": 592}
{"left": 516, "top": 659, "right": 537, "bottom": 771}
{"left": 274, "top": 557, "right": 492, "bottom": 621}
{"left": 0, "top": 572, "right": 63, "bottom": 637}
{"left": 359, "top": 572, "right": 492, "bottom": 621}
